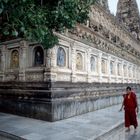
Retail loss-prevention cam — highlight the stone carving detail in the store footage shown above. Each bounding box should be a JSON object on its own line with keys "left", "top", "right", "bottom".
{"left": 46, "top": 49, "right": 51, "bottom": 68}
{"left": 116, "top": 0, "right": 140, "bottom": 40}
{"left": 97, "top": 0, "right": 109, "bottom": 11}
{"left": 5, "top": 74, "right": 18, "bottom": 81}
{"left": 26, "top": 72, "right": 43, "bottom": 81}
{"left": 102, "top": 29, "right": 109, "bottom": 39}
{"left": 76, "top": 53, "right": 83, "bottom": 70}
{"left": 68, "top": 3, "right": 140, "bottom": 63}
{"left": 57, "top": 73, "right": 71, "bottom": 81}
{"left": 76, "top": 75, "right": 86, "bottom": 82}
{"left": 90, "top": 56, "right": 96, "bottom": 72}
{"left": 11, "top": 50, "right": 19, "bottom": 68}
{"left": 110, "top": 61, "right": 114, "bottom": 75}
{"left": 0, "top": 2, "right": 140, "bottom": 84}
{"left": 101, "top": 59, "right": 106, "bottom": 74}
{"left": 57, "top": 47, "right": 66, "bottom": 67}
{"left": 34, "top": 46, "right": 44, "bottom": 66}
{"left": 133, "top": 67, "right": 135, "bottom": 78}
{"left": 68, "top": 23, "right": 140, "bottom": 65}
{"left": 128, "top": 66, "right": 131, "bottom": 77}
{"left": 117, "top": 63, "right": 121, "bottom": 76}
{"left": 123, "top": 65, "right": 127, "bottom": 77}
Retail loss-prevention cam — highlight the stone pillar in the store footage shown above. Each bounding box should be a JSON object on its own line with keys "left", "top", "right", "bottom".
{"left": 98, "top": 52, "right": 102, "bottom": 82}
{"left": 44, "top": 47, "right": 57, "bottom": 82}
{"left": 136, "top": 67, "right": 138, "bottom": 84}
{"left": 107, "top": 56, "right": 111, "bottom": 83}
{"left": 115, "top": 59, "right": 118, "bottom": 83}
{"left": 4, "top": 45, "right": 9, "bottom": 72}
{"left": 50, "top": 47, "right": 56, "bottom": 69}
{"left": 86, "top": 49, "right": 91, "bottom": 83}
{"left": 134, "top": 66, "right": 137, "bottom": 83}
{"left": 138, "top": 67, "right": 140, "bottom": 84}
{"left": 131, "top": 66, "right": 134, "bottom": 83}
{"left": 71, "top": 43, "right": 76, "bottom": 82}
{"left": 19, "top": 41, "right": 27, "bottom": 81}
{"left": 126, "top": 63, "right": 129, "bottom": 83}
{"left": 44, "top": 48, "right": 51, "bottom": 81}
{"left": 121, "top": 61, "right": 124, "bottom": 83}
{"left": 0, "top": 45, "right": 6, "bottom": 81}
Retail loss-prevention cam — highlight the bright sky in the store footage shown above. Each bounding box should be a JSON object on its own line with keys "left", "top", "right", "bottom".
{"left": 108, "top": 0, "right": 140, "bottom": 15}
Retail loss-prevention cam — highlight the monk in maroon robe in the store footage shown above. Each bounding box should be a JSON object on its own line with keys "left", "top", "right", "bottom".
{"left": 120, "top": 86, "right": 139, "bottom": 131}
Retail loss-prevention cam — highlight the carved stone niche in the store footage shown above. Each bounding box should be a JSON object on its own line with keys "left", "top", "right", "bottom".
{"left": 95, "top": 38, "right": 101, "bottom": 45}
{"left": 135, "top": 51, "right": 138, "bottom": 56}
{"left": 126, "top": 44, "right": 132, "bottom": 52}
{"left": 84, "top": 32, "right": 89, "bottom": 39}
{"left": 102, "top": 28, "right": 109, "bottom": 39}
{"left": 87, "top": 34, "right": 93, "bottom": 42}
{"left": 81, "top": 31, "right": 86, "bottom": 39}
{"left": 120, "top": 41, "right": 125, "bottom": 49}
{"left": 90, "top": 23, "right": 99, "bottom": 32}
{"left": 116, "top": 36, "right": 120, "bottom": 42}
{"left": 78, "top": 30, "right": 83, "bottom": 38}
{"left": 130, "top": 48, "right": 135, "bottom": 54}
{"left": 69, "top": 27, "right": 78, "bottom": 35}
{"left": 98, "top": 24, "right": 103, "bottom": 34}
{"left": 99, "top": 24, "right": 103, "bottom": 30}
{"left": 111, "top": 34, "right": 117, "bottom": 43}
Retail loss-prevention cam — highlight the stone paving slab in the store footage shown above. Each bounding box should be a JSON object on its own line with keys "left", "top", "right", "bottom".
{"left": 0, "top": 104, "right": 124, "bottom": 140}
{"left": 101, "top": 121, "right": 140, "bottom": 140}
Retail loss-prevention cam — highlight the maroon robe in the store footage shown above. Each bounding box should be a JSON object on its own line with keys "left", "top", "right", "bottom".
{"left": 123, "top": 92, "right": 138, "bottom": 128}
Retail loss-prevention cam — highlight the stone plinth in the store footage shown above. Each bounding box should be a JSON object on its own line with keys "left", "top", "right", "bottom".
{"left": 0, "top": 81, "right": 139, "bottom": 121}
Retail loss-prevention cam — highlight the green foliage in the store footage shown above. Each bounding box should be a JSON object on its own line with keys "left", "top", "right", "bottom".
{"left": 0, "top": 0, "right": 96, "bottom": 49}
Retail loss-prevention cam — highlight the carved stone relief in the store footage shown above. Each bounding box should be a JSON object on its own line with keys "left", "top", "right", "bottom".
{"left": 90, "top": 56, "right": 96, "bottom": 72}
{"left": 34, "top": 46, "right": 44, "bottom": 66}
{"left": 76, "top": 53, "right": 83, "bottom": 70}
{"left": 10, "top": 50, "right": 19, "bottom": 68}
{"left": 101, "top": 59, "right": 106, "bottom": 74}
{"left": 57, "top": 47, "right": 66, "bottom": 67}
{"left": 117, "top": 63, "right": 121, "bottom": 76}
{"left": 110, "top": 61, "right": 114, "bottom": 75}
{"left": 26, "top": 72, "right": 44, "bottom": 81}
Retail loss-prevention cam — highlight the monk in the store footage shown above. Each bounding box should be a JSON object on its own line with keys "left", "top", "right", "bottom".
{"left": 120, "top": 86, "right": 139, "bottom": 132}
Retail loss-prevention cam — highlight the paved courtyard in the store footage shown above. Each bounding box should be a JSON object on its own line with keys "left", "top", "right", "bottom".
{"left": 0, "top": 104, "right": 139, "bottom": 140}
{"left": 102, "top": 120, "right": 140, "bottom": 140}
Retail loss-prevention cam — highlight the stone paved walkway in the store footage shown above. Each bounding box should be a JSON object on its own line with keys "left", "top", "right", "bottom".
{"left": 102, "top": 120, "right": 140, "bottom": 140}
{"left": 0, "top": 104, "right": 124, "bottom": 140}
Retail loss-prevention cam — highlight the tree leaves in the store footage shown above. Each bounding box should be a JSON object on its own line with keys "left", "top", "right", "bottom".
{"left": 0, "top": 0, "right": 96, "bottom": 49}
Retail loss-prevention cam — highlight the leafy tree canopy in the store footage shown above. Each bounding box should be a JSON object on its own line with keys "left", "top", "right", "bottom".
{"left": 0, "top": 0, "right": 96, "bottom": 49}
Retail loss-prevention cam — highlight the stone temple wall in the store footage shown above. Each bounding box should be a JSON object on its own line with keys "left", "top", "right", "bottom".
{"left": 0, "top": 4, "right": 140, "bottom": 84}
{"left": 0, "top": 34, "right": 140, "bottom": 84}
{"left": 0, "top": 4, "right": 140, "bottom": 121}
